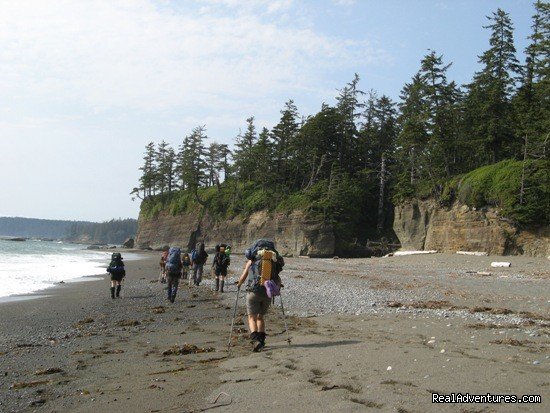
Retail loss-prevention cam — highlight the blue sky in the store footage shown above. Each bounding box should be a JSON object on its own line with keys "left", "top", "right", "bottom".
{"left": 0, "top": 0, "right": 536, "bottom": 221}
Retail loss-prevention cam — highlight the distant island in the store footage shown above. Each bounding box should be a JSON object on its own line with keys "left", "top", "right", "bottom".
{"left": 0, "top": 217, "right": 137, "bottom": 244}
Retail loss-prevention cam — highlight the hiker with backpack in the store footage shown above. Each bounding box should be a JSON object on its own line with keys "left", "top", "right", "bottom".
{"left": 236, "top": 239, "right": 284, "bottom": 352}
{"left": 165, "top": 247, "right": 183, "bottom": 303}
{"left": 159, "top": 250, "right": 169, "bottom": 284}
{"left": 181, "top": 252, "right": 191, "bottom": 280}
{"left": 190, "top": 242, "right": 208, "bottom": 286}
{"left": 106, "top": 252, "right": 126, "bottom": 299}
{"left": 211, "top": 244, "right": 220, "bottom": 280}
{"left": 213, "top": 244, "right": 230, "bottom": 292}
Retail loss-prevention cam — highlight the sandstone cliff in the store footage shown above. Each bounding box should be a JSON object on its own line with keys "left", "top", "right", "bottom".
{"left": 393, "top": 200, "right": 549, "bottom": 257}
{"left": 136, "top": 210, "right": 335, "bottom": 257}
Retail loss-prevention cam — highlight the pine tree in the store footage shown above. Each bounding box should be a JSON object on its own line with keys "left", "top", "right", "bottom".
{"left": 515, "top": 0, "right": 549, "bottom": 160}
{"left": 133, "top": 142, "right": 157, "bottom": 199}
{"left": 335, "top": 74, "right": 364, "bottom": 172}
{"left": 396, "top": 74, "right": 429, "bottom": 197}
{"left": 251, "top": 127, "right": 274, "bottom": 190}
{"left": 180, "top": 126, "right": 208, "bottom": 203}
{"left": 155, "top": 141, "right": 171, "bottom": 194}
{"left": 271, "top": 100, "right": 300, "bottom": 187}
{"left": 419, "top": 51, "right": 462, "bottom": 177}
{"left": 464, "top": 8, "right": 522, "bottom": 163}
{"left": 373, "top": 95, "right": 398, "bottom": 233}
{"left": 232, "top": 117, "right": 257, "bottom": 182}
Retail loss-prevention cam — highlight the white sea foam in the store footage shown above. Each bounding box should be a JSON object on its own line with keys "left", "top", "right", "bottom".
{"left": 0, "top": 239, "right": 138, "bottom": 299}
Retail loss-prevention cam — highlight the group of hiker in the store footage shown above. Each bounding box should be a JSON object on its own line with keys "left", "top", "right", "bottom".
{"left": 105, "top": 239, "right": 285, "bottom": 352}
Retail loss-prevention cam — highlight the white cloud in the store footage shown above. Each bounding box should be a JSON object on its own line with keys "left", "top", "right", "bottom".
{"left": 0, "top": 0, "right": 387, "bottom": 115}
{"left": 331, "top": 0, "right": 356, "bottom": 6}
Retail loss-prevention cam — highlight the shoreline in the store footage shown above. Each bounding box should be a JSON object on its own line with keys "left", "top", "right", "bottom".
{"left": 0, "top": 253, "right": 548, "bottom": 412}
{"left": 0, "top": 249, "right": 150, "bottom": 305}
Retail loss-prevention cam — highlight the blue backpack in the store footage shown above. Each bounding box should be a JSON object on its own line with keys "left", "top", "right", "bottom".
{"left": 165, "top": 247, "right": 182, "bottom": 275}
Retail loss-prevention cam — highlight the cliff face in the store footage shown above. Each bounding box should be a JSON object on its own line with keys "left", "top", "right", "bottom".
{"left": 136, "top": 210, "right": 335, "bottom": 257}
{"left": 393, "top": 200, "right": 549, "bottom": 257}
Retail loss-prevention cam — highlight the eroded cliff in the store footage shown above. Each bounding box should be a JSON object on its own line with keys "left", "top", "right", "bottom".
{"left": 393, "top": 200, "right": 549, "bottom": 257}
{"left": 136, "top": 210, "right": 335, "bottom": 257}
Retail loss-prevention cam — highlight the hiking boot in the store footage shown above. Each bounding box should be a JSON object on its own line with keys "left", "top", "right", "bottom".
{"left": 110, "top": 287, "right": 115, "bottom": 299}
{"left": 215, "top": 278, "right": 219, "bottom": 292}
{"left": 220, "top": 280, "right": 225, "bottom": 293}
{"left": 253, "top": 341, "right": 265, "bottom": 352}
{"left": 253, "top": 332, "right": 266, "bottom": 352}
{"left": 116, "top": 285, "right": 121, "bottom": 298}
{"left": 250, "top": 331, "right": 258, "bottom": 342}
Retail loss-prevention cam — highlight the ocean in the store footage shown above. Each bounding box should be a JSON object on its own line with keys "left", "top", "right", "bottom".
{"left": 0, "top": 238, "right": 133, "bottom": 299}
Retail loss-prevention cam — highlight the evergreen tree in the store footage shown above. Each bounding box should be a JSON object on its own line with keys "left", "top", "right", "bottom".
{"left": 155, "top": 140, "right": 171, "bottom": 194}
{"left": 419, "top": 51, "right": 462, "bottom": 177}
{"left": 232, "top": 117, "right": 257, "bottom": 182}
{"left": 464, "top": 8, "right": 522, "bottom": 163}
{"left": 515, "top": 0, "right": 549, "bottom": 159}
{"left": 251, "top": 127, "right": 274, "bottom": 190}
{"left": 297, "top": 104, "right": 343, "bottom": 189}
{"left": 335, "top": 74, "right": 364, "bottom": 172}
{"left": 131, "top": 142, "right": 157, "bottom": 199}
{"left": 395, "top": 74, "right": 429, "bottom": 198}
{"left": 180, "top": 126, "right": 208, "bottom": 202}
{"left": 271, "top": 100, "right": 300, "bottom": 187}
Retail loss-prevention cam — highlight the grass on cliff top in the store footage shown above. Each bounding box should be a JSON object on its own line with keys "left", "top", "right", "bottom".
{"left": 441, "top": 159, "right": 550, "bottom": 226}
{"left": 138, "top": 175, "right": 371, "bottom": 231}
{"left": 139, "top": 181, "right": 312, "bottom": 221}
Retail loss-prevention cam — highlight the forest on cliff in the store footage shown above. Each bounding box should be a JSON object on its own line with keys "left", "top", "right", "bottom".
{"left": 133, "top": 4, "right": 549, "bottom": 245}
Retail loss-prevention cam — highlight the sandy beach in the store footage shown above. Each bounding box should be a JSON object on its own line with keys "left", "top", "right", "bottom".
{"left": 0, "top": 252, "right": 548, "bottom": 412}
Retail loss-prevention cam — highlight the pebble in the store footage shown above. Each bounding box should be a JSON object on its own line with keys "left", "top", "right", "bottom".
{"left": 427, "top": 340, "right": 435, "bottom": 345}
{"left": 440, "top": 349, "right": 446, "bottom": 353}
{"left": 533, "top": 360, "right": 540, "bottom": 365}
{"left": 386, "top": 366, "right": 392, "bottom": 371}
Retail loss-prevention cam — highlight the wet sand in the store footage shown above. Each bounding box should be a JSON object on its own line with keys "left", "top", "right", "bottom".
{"left": 0, "top": 252, "right": 548, "bottom": 412}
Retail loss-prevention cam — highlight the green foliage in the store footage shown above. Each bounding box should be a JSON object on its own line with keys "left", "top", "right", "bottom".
{"left": 443, "top": 159, "right": 549, "bottom": 226}
{"left": 136, "top": 3, "right": 550, "bottom": 245}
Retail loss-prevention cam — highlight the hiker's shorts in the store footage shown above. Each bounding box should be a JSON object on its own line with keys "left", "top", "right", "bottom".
{"left": 110, "top": 271, "right": 125, "bottom": 282}
{"left": 214, "top": 267, "right": 227, "bottom": 277}
{"left": 246, "top": 292, "right": 271, "bottom": 316}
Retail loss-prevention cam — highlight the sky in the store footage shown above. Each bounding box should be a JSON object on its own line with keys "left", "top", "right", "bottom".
{"left": 0, "top": 0, "right": 536, "bottom": 222}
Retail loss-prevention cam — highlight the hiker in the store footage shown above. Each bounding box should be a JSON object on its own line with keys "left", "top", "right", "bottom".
{"left": 181, "top": 252, "right": 191, "bottom": 281}
{"left": 159, "top": 249, "right": 169, "bottom": 283}
{"left": 211, "top": 244, "right": 220, "bottom": 279}
{"left": 107, "top": 252, "right": 126, "bottom": 299}
{"left": 190, "top": 242, "right": 208, "bottom": 286}
{"left": 165, "top": 247, "right": 183, "bottom": 303}
{"left": 213, "top": 244, "right": 230, "bottom": 292}
{"left": 236, "top": 240, "right": 284, "bottom": 352}
{"left": 225, "top": 245, "right": 232, "bottom": 259}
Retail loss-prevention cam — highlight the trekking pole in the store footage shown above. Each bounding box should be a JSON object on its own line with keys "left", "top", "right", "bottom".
{"left": 227, "top": 286, "right": 241, "bottom": 356}
{"left": 279, "top": 291, "right": 291, "bottom": 345}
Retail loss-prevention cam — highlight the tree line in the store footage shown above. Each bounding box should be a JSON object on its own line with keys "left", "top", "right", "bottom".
{"left": 64, "top": 219, "right": 137, "bottom": 244}
{"left": 133, "top": 4, "right": 549, "bottom": 239}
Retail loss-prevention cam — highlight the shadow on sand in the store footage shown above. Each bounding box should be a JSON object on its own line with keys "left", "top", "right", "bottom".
{"left": 267, "top": 340, "right": 362, "bottom": 350}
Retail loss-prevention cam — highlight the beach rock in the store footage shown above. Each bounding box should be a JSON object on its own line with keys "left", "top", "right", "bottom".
{"left": 393, "top": 200, "right": 549, "bottom": 257}
{"left": 136, "top": 209, "right": 335, "bottom": 257}
{"left": 122, "top": 238, "right": 135, "bottom": 248}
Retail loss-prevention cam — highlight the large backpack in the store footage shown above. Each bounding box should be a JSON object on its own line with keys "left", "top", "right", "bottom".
{"left": 247, "top": 240, "right": 284, "bottom": 294}
{"left": 192, "top": 243, "right": 208, "bottom": 265}
{"left": 108, "top": 253, "right": 125, "bottom": 276}
{"left": 165, "top": 247, "right": 182, "bottom": 275}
